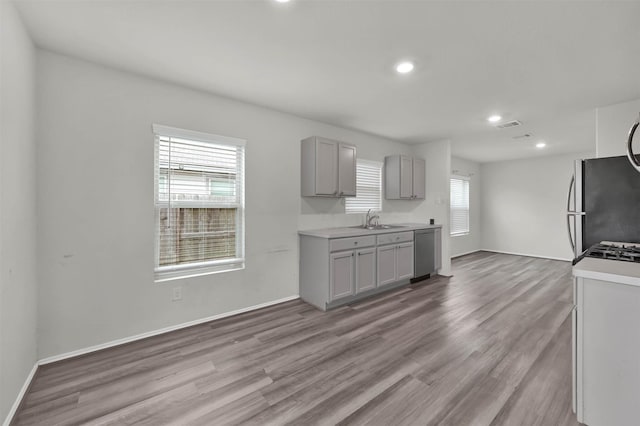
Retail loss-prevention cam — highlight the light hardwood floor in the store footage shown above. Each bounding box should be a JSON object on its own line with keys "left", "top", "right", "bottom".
{"left": 13, "top": 251, "right": 580, "bottom": 425}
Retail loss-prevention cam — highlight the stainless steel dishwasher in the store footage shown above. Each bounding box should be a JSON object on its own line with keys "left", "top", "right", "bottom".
{"left": 413, "top": 228, "right": 437, "bottom": 281}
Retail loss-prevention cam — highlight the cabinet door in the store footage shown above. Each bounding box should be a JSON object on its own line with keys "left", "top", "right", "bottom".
{"left": 330, "top": 250, "right": 354, "bottom": 301}
{"left": 412, "top": 158, "right": 425, "bottom": 199}
{"left": 377, "top": 245, "right": 397, "bottom": 286}
{"left": 338, "top": 143, "right": 357, "bottom": 196}
{"left": 580, "top": 278, "right": 640, "bottom": 426}
{"left": 356, "top": 247, "right": 376, "bottom": 293}
{"left": 315, "top": 138, "right": 338, "bottom": 195}
{"left": 396, "top": 242, "right": 415, "bottom": 281}
{"left": 400, "top": 156, "right": 413, "bottom": 199}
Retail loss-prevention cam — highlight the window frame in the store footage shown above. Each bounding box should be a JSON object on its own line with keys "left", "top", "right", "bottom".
{"left": 345, "top": 159, "right": 383, "bottom": 214}
{"left": 153, "top": 124, "right": 246, "bottom": 282}
{"left": 450, "top": 175, "right": 470, "bottom": 237}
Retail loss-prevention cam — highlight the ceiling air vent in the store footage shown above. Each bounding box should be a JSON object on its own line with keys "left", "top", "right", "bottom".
{"left": 495, "top": 120, "right": 522, "bottom": 129}
{"left": 512, "top": 133, "right": 532, "bottom": 140}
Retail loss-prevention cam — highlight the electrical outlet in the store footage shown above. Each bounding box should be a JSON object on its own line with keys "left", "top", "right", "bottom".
{"left": 172, "top": 287, "right": 182, "bottom": 302}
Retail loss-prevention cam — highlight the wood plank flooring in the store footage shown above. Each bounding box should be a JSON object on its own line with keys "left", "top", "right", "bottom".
{"left": 13, "top": 251, "right": 580, "bottom": 425}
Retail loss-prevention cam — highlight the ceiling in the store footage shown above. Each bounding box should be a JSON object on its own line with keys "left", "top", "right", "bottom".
{"left": 14, "top": 0, "right": 640, "bottom": 163}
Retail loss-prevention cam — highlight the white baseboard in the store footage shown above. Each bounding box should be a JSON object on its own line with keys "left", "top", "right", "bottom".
{"left": 451, "top": 249, "right": 481, "bottom": 259}
{"left": 39, "top": 295, "right": 299, "bottom": 365}
{"left": 4, "top": 295, "right": 300, "bottom": 425}
{"left": 2, "top": 362, "right": 38, "bottom": 426}
{"left": 481, "top": 249, "right": 572, "bottom": 262}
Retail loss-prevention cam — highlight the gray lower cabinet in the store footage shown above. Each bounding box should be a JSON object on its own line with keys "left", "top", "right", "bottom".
{"left": 300, "top": 231, "right": 416, "bottom": 310}
{"left": 331, "top": 246, "right": 377, "bottom": 301}
{"left": 397, "top": 242, "right": 415, "bottom": 280}
{"left": 377, "top": 245, "right": 397, "bottom": 286}
{"left": 377, "top": 241, "right": 414, "bottom": 286}
{"left": 355, "top": 247, "right": 377, "bottom": 293}
{"left": 329, "top": 250, "right": 355, "bottom": 301}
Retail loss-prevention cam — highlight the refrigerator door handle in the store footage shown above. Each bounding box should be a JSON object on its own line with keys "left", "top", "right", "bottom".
{"left": 626, "top": 112, "right": 640, "bottom": 173}
{"left": 567, "top": 174, "right": 576, "bottom": 253}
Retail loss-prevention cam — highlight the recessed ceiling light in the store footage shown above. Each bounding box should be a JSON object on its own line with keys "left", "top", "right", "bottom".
{"left": 536, "top": 142, "right": 546, "bottom": 148}
{"left": 274, "top": 0, "right": 290, "bottom": 3}
{"left": 487, "top": 115, "right": 502, "bottom": 123}
{"left": 395, "top": 61, "right": 414, "bottom": 74}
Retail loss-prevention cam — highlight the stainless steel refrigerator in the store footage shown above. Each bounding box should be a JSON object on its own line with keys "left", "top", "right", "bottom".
{"left": 567, "top": 155, "right": 640, "bottom": 258}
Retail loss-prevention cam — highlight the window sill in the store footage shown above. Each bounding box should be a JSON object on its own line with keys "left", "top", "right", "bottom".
{"left": 155, "top": 259, "right": 245, "bottom": 283}
{"left": 451, "top": 232, "right": 470, "bottom": 237}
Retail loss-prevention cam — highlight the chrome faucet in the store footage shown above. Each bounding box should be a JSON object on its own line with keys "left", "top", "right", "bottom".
{"left": 366, "top": 209, "right": 380, "bottom": 228}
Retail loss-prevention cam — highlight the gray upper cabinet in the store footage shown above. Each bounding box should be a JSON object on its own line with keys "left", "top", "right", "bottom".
{"left": 313, "top": 138, "right": 338, "bottom": 195}
{"left": 385, "top": 155, "right": 425, "bottom": 200}
{"left": 301, "top": 136, "right": 356, "bottom": 197}
{"left": 400, "top": 155, "right": 413, "bottom": 198}
{"left": 412, "top": 158, "right": 426, "bottom": 199}
{"left": 338, "top": 143, "right": 357, "bottom": 196}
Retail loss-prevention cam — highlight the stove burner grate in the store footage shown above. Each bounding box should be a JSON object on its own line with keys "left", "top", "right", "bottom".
{"left": 575, "top": 242, "right": 640, "bottom": 264}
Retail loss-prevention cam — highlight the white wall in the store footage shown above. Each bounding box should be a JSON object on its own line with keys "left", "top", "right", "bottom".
{"left": 0, "top": 1, "right": 38, "bottom": 422}
{"left": 450, "top": 157, "right": 481, "bottom": 257}
{"left": 596, "top": 98, "right": 640, "bottom": 158}
{"left": 480, "top": 151, "right": 593, "bottom": 261}
{"left": 35, "top": 50, "right": 439, "bottom": 358}
{"left": 412, "top": 140, "right": 452, "bottom": 276}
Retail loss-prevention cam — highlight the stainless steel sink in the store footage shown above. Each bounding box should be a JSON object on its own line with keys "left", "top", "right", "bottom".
{"left": 349, "top": 224, "right": 408, "bottom": 230}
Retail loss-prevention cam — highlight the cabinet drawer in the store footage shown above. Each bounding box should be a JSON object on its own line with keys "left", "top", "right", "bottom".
{"left": 330, "top": 235, "right": 376, "bottom": 252}
{"left": 376, "top": 231, "right": 414, "bottom": 246}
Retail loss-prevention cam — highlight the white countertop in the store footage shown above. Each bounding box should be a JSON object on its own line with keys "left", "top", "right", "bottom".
{"left": 573, "top": 257, "right": 640, "bottom": 287}
{"left": 298, "top": 223, "right": 442, "bottom": 239}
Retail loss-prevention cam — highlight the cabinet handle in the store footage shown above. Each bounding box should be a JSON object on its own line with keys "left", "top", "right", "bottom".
{"left": 334, "top": 191, "right": 338, "bottom": 195}
{"left": 354, "top": 242, "right": 358, "bottom": 245}
{"left": 340, "top": 191, "right": 344, "bottom": 196}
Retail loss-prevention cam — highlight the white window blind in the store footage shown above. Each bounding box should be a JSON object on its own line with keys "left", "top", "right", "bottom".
{"left": 450, "top": 175, "right": 470, "bottom": 236}
{"left": 345, "top": 159, "right": 382, "bottom": 214}
{"left": 153, "top": 124, "right": 245, "bottom": 281}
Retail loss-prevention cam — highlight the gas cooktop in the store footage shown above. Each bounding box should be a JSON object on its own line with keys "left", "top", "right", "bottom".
{"left": 574, "top": 241, "right": 640, "bottom": 265}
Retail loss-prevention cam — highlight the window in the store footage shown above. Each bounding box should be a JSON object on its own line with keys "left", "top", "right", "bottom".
{"left": 345, "top": 159, "right": 382, "bottom": 214}
{"left": 450, "top": 175, "right": 470, "bottom": 236}
{"left": 153, "top": 124, "right": 245, "bottom": 281}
